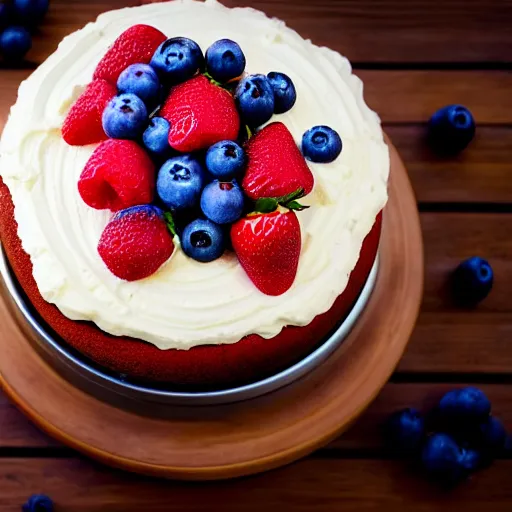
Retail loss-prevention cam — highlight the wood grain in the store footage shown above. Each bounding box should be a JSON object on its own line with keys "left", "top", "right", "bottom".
{"left": 2, "top": 383, "right": 511, "bottom": 452}
{"left": 1, "top": 457, "right": 512, "bottom": 512}
{"left": 387, "top": 125, "right": 512, "bottom": 204}
{"left": 24, "top": 0, "right": 512, "bottom": 65}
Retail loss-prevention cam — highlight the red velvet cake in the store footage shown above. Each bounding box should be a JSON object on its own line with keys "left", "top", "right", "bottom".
{"left": 0, "top": 1, "right": 389, "bottom": 388}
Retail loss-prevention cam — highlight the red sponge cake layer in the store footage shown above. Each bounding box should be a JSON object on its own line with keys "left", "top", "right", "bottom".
{"left": 0, "top": 178, "right": 381, "bottom": 388}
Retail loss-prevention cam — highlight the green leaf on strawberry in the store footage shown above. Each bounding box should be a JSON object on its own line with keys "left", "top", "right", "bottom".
{"left": 254, "top": 187, "right": 309, "bottom": 214}
{"left": 164, "top": 211, "right": 178, "bottom": 238}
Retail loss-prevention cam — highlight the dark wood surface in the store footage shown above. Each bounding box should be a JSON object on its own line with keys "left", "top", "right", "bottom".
{"left": 0, "top": 0, "right": 511, "bottom": 509}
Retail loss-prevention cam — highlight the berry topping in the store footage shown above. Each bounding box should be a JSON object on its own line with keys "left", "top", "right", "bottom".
{"left": 302, "top": 125, "right": 342, "bottom": 163}
{"left": 267, "top": 72, "right": 296, "bottom": 114}
{"left": 182, "top": 218, "right": 226, "bottom": 263}
{"left": 102, "top": 93, "right": 148, "bottom": 140}
{"left": 117, "top": 63, "right": 161, "bottom": 107}
{"left": 477, "top": 416, "right": 508, "bottom": 462}
{"left": 421, "top": 433, "right": 473, "bottom": 485}
{"left": 452, "top": 256, "right": 493, "bottom": 305}
{"left": 78, "top": 139, "right": 155, "bottom": 212}
{"left": 243, "top": 122, "right": 314, "bottom": 200}
{"left": 13, "top": 0, "right": 49, "bottom": 26}
{"left": 200, "top": 180, "right": 245, "bottom": 225}
{"left": 231, "top": 210, "right": 301, "bottom": 296}
{"left": 62, "top": 79, "right": 117, "bottom": 146}
{"left": 98, "top": 205, "right": 174, "bottom": 282}
{"left": 383, "top": 408, "right": 426, "bottom": 456}
{"left": 235, "top": 74, "right": 275, "bottom": 127}
{"left": 156, "top": 154, "right": 205, "bottom": 211}
{"left": 438, "top": 387, "right": 491, "bottom": 425}
{"left": 22, "top": 494, "right": 53, "bottom": 512}
{"left": 205, "top": 140, "right": 246, "bottom": 180}
{"left": 143, "top": 117, "right": 173, "bottom": 158}
{"left": 0, "top": 3, "right": 13, "bottom": 28}
{"left": 93, "top": 25, "right": 166, "bottom": 84}
{"left": 0, "top": 26, "right": 31, "bottom": 61}
{"left": 205, "top": 39, "right": 246, "bottom": 83}
{"left": 150, "top": 37, "right": 204, "bottom": 85}
{"left": 161, "top": 75, "right": 240, "bottom": 153}
{"left": 428, "top": 105, "right": 476, "bottom": 155}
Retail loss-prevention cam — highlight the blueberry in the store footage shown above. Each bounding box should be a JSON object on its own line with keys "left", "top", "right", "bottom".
{"left": 234, "top": 74, "right": 275, "bottom": 127}
{"left": 200, "top": 180, "right": 245, "bottom": 225}
{"left": 22, "top": 494, "right": 54, "bottom": 512}
{"left": 267, "top": 72, "right": 296, "bottom": 114}
{"left": 421, "top": 433, "right": 470, "bottom": 484}
{"left": 457, "top": 448, "right": 481, "bottom": 472}
{"left": 477, "top": 416, "right": 508, "bottom": 461}
{"left": 182, "top": 218, "right": 225, "bottom": 263}
{"left": 0, "top": 26, "right": 31, "bottom": 61}
{"left": 13, "top": 0, "right": 49, "bottom": 26}
{"left": 205, "top": 140, "right": 245, "bottom": 180}
{"left": 117, "top": 64, "right": 160, "bottom": 108}
{"left": 205, "top": 39, "right": 246, "bottom": 83}
{"left": 438, "top": 387, "right": 491, "bottom": 426}
{"left": 452, "top": 256, "right": 493, "bottom": 306}
{"left": 383, "top": 408, "right": 425, "bottom": 456}
{"left": 150, "top": 37, "right": 204, "bottom": 85}
{"left": 302, "top": 125, "right": 342, "bottom": 163}
{"left": 102, "top": 94, "right": 148, "bottom": 140}
{"left": 143, "top": 117, "right": 173, "bottom": 158}
{"left": 428, "top": 105, "right": 475, "bottom": 155}
{"left": 157, "top": 155, "right": 205, "bottom": 211}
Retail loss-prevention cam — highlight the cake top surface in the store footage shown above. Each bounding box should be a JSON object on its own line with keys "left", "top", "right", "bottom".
{"left": 0, "top": 0, "right": 389, "bottom": 350}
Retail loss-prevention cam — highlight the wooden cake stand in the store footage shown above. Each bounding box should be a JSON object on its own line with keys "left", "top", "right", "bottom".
{"left": 0, "top": 139, "right": 423, "bottom": 480}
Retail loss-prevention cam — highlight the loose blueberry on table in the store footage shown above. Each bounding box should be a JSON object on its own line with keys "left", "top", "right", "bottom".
{"left": 385, "top": 386, "right": 509, "bottom": 487}
{"left": 62, "top": 26, "right": 344, "bottom": 295}
{"left": 452, "top": 256, "right": 493, "bottom": 306}
{"left": 428, "top": 104, "right": 476, "bottom": 155}
{"left": 22, "top": 494, "right": 54, "bottom": 512}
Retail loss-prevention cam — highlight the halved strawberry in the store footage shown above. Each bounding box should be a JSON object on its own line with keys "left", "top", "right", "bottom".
{"left": 160, "top": 75, "right": 240, "bottom": 153}
{"left": 242, "top": 122, "right": 314, "bottom": 200}
{"left": 231, "top": 209, "right": 301, "bottom": 296}
{"left": 62, "top": 79, "right": 116, "bottom": 146}
{"left": 93, "top": 24, "right": 166, "bottom": 84}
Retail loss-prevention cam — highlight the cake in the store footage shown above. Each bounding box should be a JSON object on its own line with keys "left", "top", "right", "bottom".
{"left": 0, "top": 0, "right": 389, "bottom": 388}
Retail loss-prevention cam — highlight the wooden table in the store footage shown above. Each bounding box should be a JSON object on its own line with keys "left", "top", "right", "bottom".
{"left": 1, "top": 0, "right": 512, "bottom": 509}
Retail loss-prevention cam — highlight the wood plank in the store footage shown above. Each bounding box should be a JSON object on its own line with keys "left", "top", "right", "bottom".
{"left": 387, "top": 125, "right": 512, "bottom": 204}
{"left": 0, "top": 457, "right": 512, "bottom": 511}
{"left": 359, "top": 70, "right": 512, "bottom": 124}
{"left": 1, "top": 382, "right": 511, "bottom": 451}
{"left": 25, "top": 0, "right": 512, "bottom": 65}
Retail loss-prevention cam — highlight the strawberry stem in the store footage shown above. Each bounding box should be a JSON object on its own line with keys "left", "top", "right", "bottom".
{"left": 202, "top": 71, "right": 223, "bottom": 88}
{"left": 253, "top": 188, "right": 310, "bottom": 214}
{"left": 163, "top": 211, "right": 178, "bottom": 238}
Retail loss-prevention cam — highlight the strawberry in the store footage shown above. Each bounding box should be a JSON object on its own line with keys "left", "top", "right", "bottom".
{"left": 62, "top": 79, "right": 116, "bottom": 146}
{"left": 93, "top": 24, "right": 166, "bottom": 84}
{"left": 242, "top": 122, "right": 314, "bottom": 200}
{"left": 98, "top": 205, "right": 175, "bottom": 282}
{"left": 78, "top": 139, "right": 155, "bottom": 212}
{"left": 160, "top": 75, "right": 240, "bottom": 153}
{"left": 231, "top": 209, "right": 302, "bottom": 296}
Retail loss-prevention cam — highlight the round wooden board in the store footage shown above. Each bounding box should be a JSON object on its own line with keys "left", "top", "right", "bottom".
{"left": 0, "top": 139, "right": 423, "bottom": 480}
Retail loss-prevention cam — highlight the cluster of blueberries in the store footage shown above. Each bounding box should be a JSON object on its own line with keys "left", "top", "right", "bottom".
{"left": 384, "top": 387, "right": 510, "bottom": 486}
{"left": 101, "top": 37, "right": 342, "bottom": 263}
{"left": 0, "top": 0, "right": 48, "bottom": 60}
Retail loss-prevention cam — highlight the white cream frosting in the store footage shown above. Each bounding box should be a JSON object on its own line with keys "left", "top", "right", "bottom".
{"left": 0, "top": 0, "right": 389, "bottom": 350}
